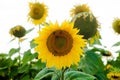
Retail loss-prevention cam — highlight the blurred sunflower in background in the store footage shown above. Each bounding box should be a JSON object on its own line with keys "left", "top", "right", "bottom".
{"left": 70, "top": 4, "right": 101, "bottom": 45}
{"left": 107, "top": 67, "right": 120, "bottom": 80}
{"left": 107, "top": 72, "right": 120, "bottom": 80}
{"left": 9, "top": 25, "right": 26, "bottom": 42}
{"left": 72, "top": 12, "right": 98, "bottom": 39}
{"left": 28, "top": 2, "right": 48, "bottom": 25}
{"left": 70, "top": 4, "right": 90, "bottom": 17}
{"left": 9, "top": 25, "right": 26, "bottom": 38}
{"left": 34, "top": 21, "right": 86, "bottom": 69}
{"left": 112, "top": 18, "right": 120, "bottom": 34}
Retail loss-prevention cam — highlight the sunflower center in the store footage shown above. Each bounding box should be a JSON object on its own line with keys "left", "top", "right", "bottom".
{"left": 30, "top": 4, "right": 44, "bottom": 19}
{"left": 55, "top": 36, "right": 66, "bottom": 48}
{"left": 47, "top": 30, "right": 73, "bottom": 56}
{"left": 112, "top": 75, "right": 119, "bottom": 79}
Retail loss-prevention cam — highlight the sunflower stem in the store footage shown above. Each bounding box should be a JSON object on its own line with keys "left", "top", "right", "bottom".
{"left": 18, "top": 39, "right": 21, "bottom": 67}
{"left": 60, "top": 68, "right": 66, "bottom": 80}
{"left": 39, "top": 24, "right": 41, "bottom": 31}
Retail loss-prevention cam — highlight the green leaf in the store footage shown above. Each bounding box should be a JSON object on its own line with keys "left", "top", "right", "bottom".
{"left": 79, "top": 50, "right": 104, "bottom": 75}
{"left": 22, "top": 50, "right": 31, "bottom": 64}
{"left": 10, "top": 65, "right": 18, "bottom": 78}
{"left": 64, "top": 71, "right": 96, "bottom": 80}
{"left": 22, "top": 50, "right": 38, "bottom": 65}
{"left": 112, "top": 41, "right": 120, "bottom": 47}
{"left": 0, "top": 53, "right": 8, "bottom": 59}
{"left": 51, "top": 73, "right": 59, "bottom": 80}
{"left": 32, "top": 60, "right": 45, "bottom": 70}
{"left": 79, "top": 50, "right": 107, "bottom": 80}
{"left": 41, "top": 22, "right": 49, "bottom": 26}
{"left": 95, "top": 71, "right": 108, "bottom": 80}
{"left": 30, "top": 39, "right": 37, "bottom": 48}
{"left": 34, "top": 68, "right": 54, "bottom": 80}
{"left": 12, "top": 58, "right": 18, "bottom": 65}
{"left": 8, "top": 48, "right": 20, "bottom": 57}
{"left": 115, "top": 50, "right": 120, "bottom": 53}
{"left": 0, "top": 58, "right": 13, "bottom": 69}
{"left": 9, "top": 38, "right": 15, "bottom": 43}
{"left": 30, "top": 52, "right": 38, "bottom": 60}
{"left": 18, "top": 64, "right": 30, "bottom": 73}
{"left": 108, "top": 53, "right": 120, "bottom": 67}
{"left": 21, "top": 75, "right": 30, "bottom": 80}
{"left": 25, "top": 27, "right": 34, "bottom": 34}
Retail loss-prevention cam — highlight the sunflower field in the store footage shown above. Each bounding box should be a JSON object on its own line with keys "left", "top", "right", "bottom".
{"left": 0, "top": 0, "right": 120, "bottom": 80}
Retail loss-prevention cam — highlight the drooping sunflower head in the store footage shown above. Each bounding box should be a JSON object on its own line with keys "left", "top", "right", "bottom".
{"left": 28, "top": 2, "right": 48, "bottom": 25}
{"left": 70, "top": 4, "right": 90, "bottom": 17}
{"left": 34, "top": 21, "right": 86, "bottom": 69}
{"left": 9, "top": 25, "right": 26, "bottom": 38}
{"left": 112, "top": 18, "right": 120, "bottom": 34}
{"left": 72, "top": 12, "right": 98, "bottom": 39}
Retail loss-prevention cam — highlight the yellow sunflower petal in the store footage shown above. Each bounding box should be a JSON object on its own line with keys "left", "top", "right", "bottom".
{"left": 70, "top": 4, "right": 90, "bottom": 17}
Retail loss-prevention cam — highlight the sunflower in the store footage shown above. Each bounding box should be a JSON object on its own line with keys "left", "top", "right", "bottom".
{"left": 34, "top": 21, "right": 86, "bottom": 69}
{"left": 112, "top": 18, "right": 120, "bottom": 34}
{"left": 70, "top": 4, "right": 90, "bottom": 17}
{"left": 28, "top": 2, "right": 48, "bottom": 25}
{"left": 107, "top": 72, "right": 120, "bottom": 80}
{"left": 9, "top": 25, "right": 26, "bottom": 38}
{"left": 73, "top": 12, "right": 98, "bottom": 39}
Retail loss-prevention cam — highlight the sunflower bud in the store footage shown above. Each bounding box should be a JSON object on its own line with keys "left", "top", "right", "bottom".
{"left": 9, "top": 25, "right": 26, "bottom": 38}
{"left": 72, "top": 12, "right": 98, "bottom": 39}
{"left": 112, "top": 18, "right": 120, "bottom": 34}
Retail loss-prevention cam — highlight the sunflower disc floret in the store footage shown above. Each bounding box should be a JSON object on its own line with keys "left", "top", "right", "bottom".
{"left": 34, "top": 21, "right": 86, "bottom": 69}
{"left": 9, "top": 25, "right": 26, "bottom": 38}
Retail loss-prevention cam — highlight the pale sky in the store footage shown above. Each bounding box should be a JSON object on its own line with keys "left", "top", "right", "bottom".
{"left": 0, "top": 0, "right": 120, "bottom": 53}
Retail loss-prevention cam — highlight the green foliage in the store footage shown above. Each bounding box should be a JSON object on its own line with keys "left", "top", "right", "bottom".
{"left": 0, "top": 48, "right": 43, "bottom": 80}
{"left": 22, "top": 49, "right": 38, "bottom": 65}
{"left": 30, "top": 39, "right": 37, "bottom": 49}
{"left": 0, "top": 53, "right": 8, "bottom": 59}
{"left": 112, "top": 41, "right": 120, "bottom": 47}
{"left": 34, "top": 68, "right": 54, "bottom": 80}
{"left": 64, "top": 71, "right": 96, "bottom": 80}
{"left": 107, "top": 53, "right": 120, "bottom": 67}
{"left": 25, "top": 27, "right": 35, "bottom": 35}
{"left": 9, "top": 48, "right": 20, "bottom": 57}
{"left": 79, "top": 50, "right": 108, "bottom": 80}
{"left": 112, "top": 41, "right": 120, "bottom": 53}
